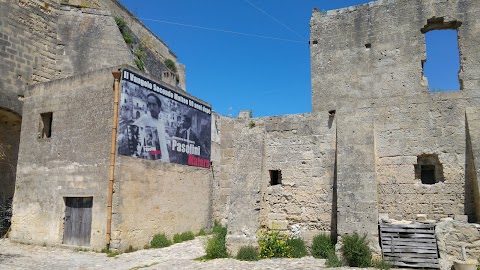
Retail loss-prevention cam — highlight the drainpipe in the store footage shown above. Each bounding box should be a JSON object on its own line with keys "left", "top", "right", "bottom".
{"left": 106, "top": 70, "right": 121, "bottom": 249}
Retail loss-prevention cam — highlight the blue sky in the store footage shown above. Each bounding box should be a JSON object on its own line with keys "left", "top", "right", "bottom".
{"left": 118, "top": 0, "right": 460, "bottom": 117}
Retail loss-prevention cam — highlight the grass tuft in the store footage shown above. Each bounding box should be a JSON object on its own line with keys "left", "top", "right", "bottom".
{"left": 311, "top": 233, "right": 335, "bottom": 259}
{"left": 236, "top": 246, "right": 259, "bottom": 261}
{"left": 150, "top": 233, "right": 172, "bottom": 248}
{"left": 341, "top": 232, "right": 372, "bottom": 267}
{"left": 173, "top": 231, "right": 195, "bottom": 243}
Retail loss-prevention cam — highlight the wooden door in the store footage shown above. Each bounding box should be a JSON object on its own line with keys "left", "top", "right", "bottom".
{"left": 63, "top": 197, "right": 93, "bottom": 246}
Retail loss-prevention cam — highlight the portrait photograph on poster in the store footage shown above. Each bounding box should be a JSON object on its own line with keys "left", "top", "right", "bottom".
{"left": 117, "top": 69, "right": 212, "bottom": 168}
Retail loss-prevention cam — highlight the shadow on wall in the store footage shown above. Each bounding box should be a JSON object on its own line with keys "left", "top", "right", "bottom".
{"left": 0, "top": 109, "right": 21, "bottom": 236}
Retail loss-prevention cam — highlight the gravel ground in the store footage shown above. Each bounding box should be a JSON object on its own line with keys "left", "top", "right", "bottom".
{"left": 0, "top": 237, "right": 372, "bottom": 270}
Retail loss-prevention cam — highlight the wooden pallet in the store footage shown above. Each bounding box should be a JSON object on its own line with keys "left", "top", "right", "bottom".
{"left": 379, "top": 223, "right": 440, "bottom": 269}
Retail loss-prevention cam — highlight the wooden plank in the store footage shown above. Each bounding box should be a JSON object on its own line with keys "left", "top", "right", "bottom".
{"left": 79, "top": 197, "right": 93, "bottom": 247}
{"left": 380, "top": 232, "right": 436, "bottom": 238}
{"left": 381, "top": 237, "right": 437, "bottom": 244}
{"left": 380, "top": 223, "right": 435, "bottom": 229}
{"left": 380, "top": 227, "right": 435, "bottom": 233}
{"left": 383, "top": 242, "right": 437, "bottom": 249}
{"left": 382, "top": 238, "right": 437, "bottom": 244}
{"left": 390, "top": 261, "right": 440, "bottom": 269}
{"left": 382, "top": 252, "right": 438, "bottom": 258}
{"left": 382, "top": 247, "right": 438, "bottom": 253}
{"left": 383, "top": 248, "right": 437, "bottom": 254}
{"left": 384, "top": 255, "right": 439, "bottom": 263}
{"left": 382, "top": 243, "right": 437, "bottom": 249}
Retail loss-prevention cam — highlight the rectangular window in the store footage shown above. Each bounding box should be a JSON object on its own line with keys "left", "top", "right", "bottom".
{"left": 40, "top": 112, "right": 52, "bottom": 138}
{"left": 269, "top": 170, "right": 282, "bottom": 186}
{"left": 420, "top": 165, "right": 436, "bottom": 185}
{"left": 421, "top": 17, "right": 462, "bottom": 92}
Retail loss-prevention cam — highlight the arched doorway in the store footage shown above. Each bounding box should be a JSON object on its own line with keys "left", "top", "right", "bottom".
{"left": 0, "top": 108, "right": 21, "bottom": 235}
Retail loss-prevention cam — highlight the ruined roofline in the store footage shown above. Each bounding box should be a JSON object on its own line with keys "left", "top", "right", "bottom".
{"left": 312, "top": 0, "right": 379, "bottom": 17}
{"left": 104, "top": 0, "right": 178, "bottom": 60}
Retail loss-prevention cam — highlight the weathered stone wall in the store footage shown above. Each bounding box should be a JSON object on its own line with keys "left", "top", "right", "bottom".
{"left": 0, "top": 0, "right": 59, "bottom": 114}
{"left": 466, "top": 107, "right": 480, "bottom": 221}
{"left": 110, "top": 73, "right": 214, "bottom": 250}
{"left": 11, "top": 68, "right": 115, "bottom": 248}
{"left": 111, "top": 158, "right": 213, "bottom": 250}
{"left": 375, "top": 95, "right": 475, "bottom": 221}
{"left": 210, "top": 113, "right": 231, "bottom": 224}
{"left": 261, "top": 113, "right": 336, "bottom": 238}
{"left": 310, "top": 0, "right": 480, "bottom": 243}
{"left": 436, "top": 221, "right": 480, "bottom": 270}
{"left": 336, "top": 109, "right": 379, "bottom": 247}
{"left": 97, "top": 0, "right": 187, "bottom": 90}
{"left": 225, "top": 118, "right": 265, "bottom": 254}
{"left": 310, "top": 0, "right": 480, "bottom": 111}
{"left": 56, "top": 5, "right": 134, "bottom": 78}
{"left": 3, "top": 0, "right": 204, "bottom": 249}
{"left": 223, "top": 112, "right": 337, "bottom": 253}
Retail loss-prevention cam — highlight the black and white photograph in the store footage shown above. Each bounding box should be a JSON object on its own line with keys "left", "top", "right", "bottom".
{"left": 117, "top": 70, "right": 211, "bottom": 168}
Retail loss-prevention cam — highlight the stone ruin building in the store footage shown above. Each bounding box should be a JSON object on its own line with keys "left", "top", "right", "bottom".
{"left": 1, "top": 0, "right": 480, "bottom": 269}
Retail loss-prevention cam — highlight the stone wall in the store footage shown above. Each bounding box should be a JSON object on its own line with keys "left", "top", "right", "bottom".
{"left": 97, "top": 0, "right": 187, "bottom": 90}
{"left": 466, "top": 107, "right": 480, "bottom": 221}
{"left": 261, "top": 113, "right": 336, "bottom": 238}
{"left": 223, "top": 112, "right": 337, "bottom": 253}
{"left": 0, "top": 0, "right": 59, "bottom": 114}
{"left": 436, "top": 220, "right": 480, "bottom": 270}
{"left": 11, "top": 67, "right": 115, "bottom": 248}
{"left": 375, "top": 95, "right": 474, "bottom": 221}
{"left": 111, "top": 158, "right": 213, "bottom": 250}
{"left": 310, "top": 0, "right": 480, "bottom": 244}
{"left": 310, "top": 0, "right": 480, "bottom": 112}
{"left": 110, "top": 72, "right": 215, "bottom": 250}
{"left": 56, "top": 5, "right": 134, "bottom": 78}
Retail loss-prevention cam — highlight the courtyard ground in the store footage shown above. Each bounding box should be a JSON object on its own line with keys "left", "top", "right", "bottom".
{"left": 0, "top": 237, "right": 359, "bottom": 270}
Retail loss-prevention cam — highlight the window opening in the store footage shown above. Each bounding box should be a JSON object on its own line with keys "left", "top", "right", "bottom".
{"left": 421, "top": 17, "right": 462, "bottom": 92}
{"left": 414, "top": 154, "right": 444, "bottom": 185}
{"left": 40, "top": 112, "right": 52, "bottom": 138}
{"left": 269, "top": 170, "right": 282, "bottom": 186}
{"left": 420, "top": 165, "right": 436, "bottom": 184}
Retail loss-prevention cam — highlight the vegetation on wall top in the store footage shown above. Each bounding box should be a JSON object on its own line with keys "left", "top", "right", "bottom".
{"left": 164, "top": 59, "right": 177, "bottom": 73}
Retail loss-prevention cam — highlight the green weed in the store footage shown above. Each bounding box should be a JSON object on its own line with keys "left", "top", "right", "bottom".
{"left": 341, "top": 232, "right": 372, "bottom": 267}
{"left": 236, "top": 246, "right": 259, "bottom": 261}
{"left": 173, "top": 231, "right": 195, "bottom": 243}
{"left": 150, "top": 233, "right": 172, "bottom": 248}
{"left": 311, "top": 233, "right": 335, "bottom": 259}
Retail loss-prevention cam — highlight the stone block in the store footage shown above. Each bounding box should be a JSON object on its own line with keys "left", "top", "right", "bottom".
{"left": 268, "top": 220, "right": 288, "bottom": 230}
{"left": 416, "top": 214, "right": 427, "bottom": 221}
{"left": 378, "top": 212, "right": 389, "bottom": 221}
{"left": 454, "top": 215, "right": 469, "bottom": 223}
{"left": 268, "top": 213, "right": 287, "bottom": 220}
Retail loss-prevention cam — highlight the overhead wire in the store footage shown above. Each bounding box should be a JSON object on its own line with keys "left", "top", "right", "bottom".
{"left": 241, "top": 0, "right": 305, "bottom": 40}
{"left": 138, "top": 17, "right": 306, "bottom": 44}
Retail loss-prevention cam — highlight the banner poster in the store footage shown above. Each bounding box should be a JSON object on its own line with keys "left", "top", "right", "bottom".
{"left": 117, "top": 69, "right": 211, "bottom": 168}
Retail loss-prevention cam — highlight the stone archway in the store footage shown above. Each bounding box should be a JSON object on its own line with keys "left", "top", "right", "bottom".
{"left": 0, "top": 109, "right": 21, "bottom": 207}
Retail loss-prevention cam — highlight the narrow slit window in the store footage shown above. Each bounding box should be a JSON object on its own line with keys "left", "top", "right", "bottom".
{"left": 40, "top": 112, "right": 52, "bottom": 138}
{"left": 269, "top": 170, "right": 282, "bottom": 186}
{"left": 423, "top": 26, "right": 461, "bottom": 92}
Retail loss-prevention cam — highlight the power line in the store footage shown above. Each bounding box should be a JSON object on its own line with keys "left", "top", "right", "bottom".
{"left": 139, "top": 17, "right": 306, "bottom": 44}
{"left": 242, "top": 0, "right": 305, "bottom": 40}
